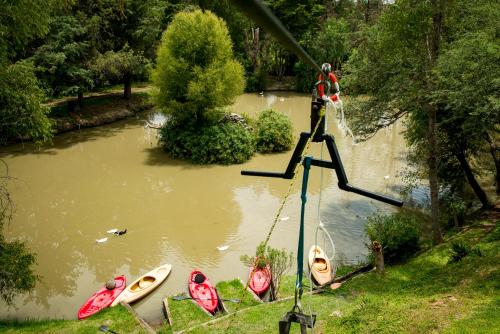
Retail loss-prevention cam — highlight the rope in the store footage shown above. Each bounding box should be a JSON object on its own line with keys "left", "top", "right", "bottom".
{"left": 261, "top": 105, "right": 326, "bottom": 250}
{"left": 218, "top": 106, "right": 327, "bottom": 334}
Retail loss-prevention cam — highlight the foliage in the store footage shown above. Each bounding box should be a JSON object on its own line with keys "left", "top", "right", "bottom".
{"left": 0, "top": 236, "right": 38, "bottom": 306}
{"left": 295, "top": 17, "right": 351, "bottom": 92}
{"left": 152, "top": 9, "right": 244, "bottom": 124}
{"left": 92, "top": 46, "right": 149, "bottom": 98}
{"left": 240, "top": 241, "right": 293, "bottom": 300}
{"left": 0, "top": 161, "right": 38, "bottom": 306}
{"left": 433, "top": 32, "right": 500, "bottom": 154}
{"left": 255, "top": 109, "right": 294, "bottom": 153}
{"left": 365, "top": 212, "right": 421, "bottom": 264}
{"left": 159, "top": 121, "right": 255, "bottom": 164}
{"left": 31, "top": 15, "right": 94, "bottom": 99}
{"left": 0, "top": 0, "right": 59, "bottom": 62}
{"left": 448, "top": 240, "right": 482, "bottom": 264}
{"left": 93, "top": 46, "right": 149, "bottom": 83}
{"left": 0, "top": 62, "right": 53, "bottom": 145}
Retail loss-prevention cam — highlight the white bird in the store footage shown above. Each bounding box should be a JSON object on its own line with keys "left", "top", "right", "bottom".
{"left": 106, "top": 229, "right": 118, "bottom": 234}
{"left": 384, "top": 175, "right": 390, "bottom": 180}
{"left": 96, "top": 238, "right": 108, "bottom": 243}
{"left": 217, "top": 245, "right": 230, "bottom": 251}
{"left": 280, "top": 216, "right": 290, "bottom": 221}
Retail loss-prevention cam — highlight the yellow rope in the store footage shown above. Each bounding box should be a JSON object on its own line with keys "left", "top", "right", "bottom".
{"left": 211, "top": 105, "right": 327, "bottom": 334}
{"left": 261, "top": 105, "right": 326, "bottom": 249}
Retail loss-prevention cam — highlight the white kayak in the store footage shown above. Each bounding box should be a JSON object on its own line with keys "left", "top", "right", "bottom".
{"left": 308, "top": 245, "right": 332, "bottom": 286}
{"left": 111, "top": 263, "right": 172, "bottom": 306}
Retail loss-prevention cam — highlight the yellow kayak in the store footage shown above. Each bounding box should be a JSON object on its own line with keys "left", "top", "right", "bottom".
{"left": 308, "top": 245, "right": 332, "bottom": 286}
{"left": 111, "top": 264, "right": 172, "bottom": 306}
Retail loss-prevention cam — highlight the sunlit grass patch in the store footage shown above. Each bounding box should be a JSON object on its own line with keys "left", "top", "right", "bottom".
{"left": 0, "top": 305, "right": 147, "bottom": 334}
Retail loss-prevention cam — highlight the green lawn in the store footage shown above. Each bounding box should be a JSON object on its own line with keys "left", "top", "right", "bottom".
{"left": 0, "top": 305, "right": 148, "bottom": 334}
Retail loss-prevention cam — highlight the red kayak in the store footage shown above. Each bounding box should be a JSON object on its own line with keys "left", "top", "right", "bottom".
{"left": 188, "top": 270, "right": 219, "bottom": 314}
{"left": 78, "top": 275, "right": 126, "bottom": 320}
{"left": 248, "top": 266, "right": 271, "bottom": 296}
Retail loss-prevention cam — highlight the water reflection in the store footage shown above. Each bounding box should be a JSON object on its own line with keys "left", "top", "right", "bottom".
{"left": 0, "top": 93, "right": 406, "bottom": 321}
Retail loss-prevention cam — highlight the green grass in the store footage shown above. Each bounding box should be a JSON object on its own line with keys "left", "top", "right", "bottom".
{"left": 0, "top": 305, "right": 148, "bottom": 334}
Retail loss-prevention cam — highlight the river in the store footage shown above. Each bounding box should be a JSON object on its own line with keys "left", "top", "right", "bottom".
{"left": 0, "top": 92, "right": 406, "bottom": 323}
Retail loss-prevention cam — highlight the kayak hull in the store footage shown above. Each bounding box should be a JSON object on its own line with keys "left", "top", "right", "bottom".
{"left": 308, "top": 245, "right": 332, "bottom": 286}
{"left": 248, "top": 266, "right": 271, "bottom": 296}
{"left": 189, "top": 270, "right": 219, "bottom": 314}
{"left": 111, "top": 264, "right": 171, "bottom": 306}
{"left": 78, "top": 275, "right": 126, "bottom": 320}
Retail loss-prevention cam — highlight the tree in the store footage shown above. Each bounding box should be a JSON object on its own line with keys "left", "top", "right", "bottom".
{"left": 433, "top": 33, "right": 498, "bottom": 207}
{"left": 32, "top": 15, "right": 94, "bottom": 109}
{"left": 152, "top": 9, "right": 244, "bottom": 124}
{"left": 344, "top": 0, "right": 445, "bottom": 243}
{"left": 0, "top": 62, "right": 53, "bottom": 145}
{"left": 93, "top": 46, "right": 149, "bottom": 99}
{"left": 0, "top": 0, "right": 59, "bottom": 62}
{"left": 0, "top": 161, "right": 38, "bottom": 306}
{"left": 295, "top": 17, "right": 351, "bottom": 92}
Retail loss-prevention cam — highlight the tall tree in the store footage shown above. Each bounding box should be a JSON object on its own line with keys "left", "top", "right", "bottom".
{"left": 433, "top": 33, "right": 498, "bottom": 206}
{"left": 92, "top": 46, "right": 149, "bottom": 99}
{"left": 32, "top": 15, "right": 94, "bottom": 109}
{"left": 152, "top": 9, "right": 244, "bottom": 124}
{"left": 345, "top": 0, "right": 445, "bottom": 243}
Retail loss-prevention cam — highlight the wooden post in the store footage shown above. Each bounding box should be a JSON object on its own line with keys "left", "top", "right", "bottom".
{"left": 162, "top": 298, "right": 173, "bottom": 326}
{"left": 120, "top": 302, "right": 156, "bottom": 334}
{"left": 372, "top": 241, "right": 385, "bottom": 275}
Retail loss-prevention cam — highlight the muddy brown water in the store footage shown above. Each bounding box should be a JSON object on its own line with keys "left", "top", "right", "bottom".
{"left": 0, "top": 93, "right": 406, "bottom": 323}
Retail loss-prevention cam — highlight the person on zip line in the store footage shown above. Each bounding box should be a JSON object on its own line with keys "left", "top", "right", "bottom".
{"left": 317, "top": 63, "right": 340, "bottom": 102}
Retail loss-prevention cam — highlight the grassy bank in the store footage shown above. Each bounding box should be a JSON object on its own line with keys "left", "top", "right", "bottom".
{"left": 1, "top": 221, "right": 498, "bottom": 333}
{"left": 159, "top": 221, "right": 498, "bottom": 333}
{"left": 0, "top": 305, "right": 148, "bottom": 334}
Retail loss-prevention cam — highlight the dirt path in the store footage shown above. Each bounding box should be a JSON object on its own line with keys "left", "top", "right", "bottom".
{"left": 44, "top": 86, "right": 151, "bottom": 107}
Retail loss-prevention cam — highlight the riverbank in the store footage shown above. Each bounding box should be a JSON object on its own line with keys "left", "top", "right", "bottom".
{"left": 49, "top": 91, "right": 153, "bottom": 134}
{"left": 1, "top": 219, "right": 497, "bottom": 333}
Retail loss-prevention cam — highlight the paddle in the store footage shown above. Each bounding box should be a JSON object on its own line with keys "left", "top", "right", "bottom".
{"left": 172, "top": 295, "right": 241, "bottom": 303}
{"left": 99, "top": 325, "right": 118, "bottom": 334}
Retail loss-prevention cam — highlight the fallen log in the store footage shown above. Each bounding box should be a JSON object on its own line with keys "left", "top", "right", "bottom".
{"left": 315, "top": 263, "right": 374, "bottom": 290}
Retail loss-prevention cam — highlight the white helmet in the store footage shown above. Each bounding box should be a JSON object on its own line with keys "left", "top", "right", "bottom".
{"left": 321, "top": 63, "right": 332, "bottom": 75}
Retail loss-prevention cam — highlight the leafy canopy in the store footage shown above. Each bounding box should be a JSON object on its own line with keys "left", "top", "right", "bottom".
{"left": 0, "top": 62, "right": 52, "bottom": 145}
{"left": 152, "top": 9, "right": 244, "bottom": 124}
{"left": 92, "top": 46, "right": 149, "bottom": 83}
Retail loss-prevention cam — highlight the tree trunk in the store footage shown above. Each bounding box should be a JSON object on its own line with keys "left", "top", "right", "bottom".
{"left": 77, "top": 92, "right": 84, "bottom": 109}
{"left": 484, "top": 132, "right": 500, "bottom": 194}
{"left": 427, "top": 104, "right": 442, "bottom": 244}
{"left": 124, "top": 75, "right": 132, "bottom": 100}
{"left": 455, "top": 148, "right": 491, "bottom": 208}
{"left": 426, "top": 0, "right": 445, "bottom": 245}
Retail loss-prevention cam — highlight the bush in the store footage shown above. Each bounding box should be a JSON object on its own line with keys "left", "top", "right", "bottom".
{"left": 365, "top": 213, "right": 421, "bottom": 264}
{"left": 152, "top": 9, "right": 244, "bottom": 123}
{"left": 0, "top": 62, "right": 53, "bottom": 145}
{"left": 255, "top": 109, "right": 294, "bottom": 153}
{"left": 159, "top": 120, "right": 255, "bottom": 164}
{"left": 448, "top": 241, "right": 482, "bottom": 263}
